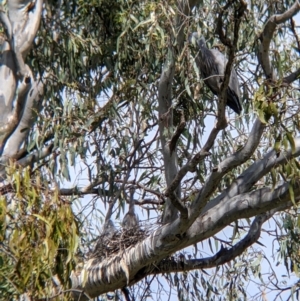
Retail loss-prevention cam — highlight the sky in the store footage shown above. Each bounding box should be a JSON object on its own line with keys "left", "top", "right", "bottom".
{"left": 58, "top": 8, "right": 300, "bottom": 301}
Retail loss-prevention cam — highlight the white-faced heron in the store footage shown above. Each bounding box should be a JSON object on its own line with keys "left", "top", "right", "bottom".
{"left": 190, "top": 33, "right": 242, "bottom": 114}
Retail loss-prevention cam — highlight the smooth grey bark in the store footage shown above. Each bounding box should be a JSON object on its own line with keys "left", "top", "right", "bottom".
{"left": 189, "top": 118, "right": 266, "bottom": 222}
{"left": 71, "top": 2, "right": 300, "bottom": 298}
{"left": 158, "top": 0, "right": 203, "bottom": 223}
{"left": 138, "top": 212, "right": 272, "bottom": 276}
{"left": 1, "top": 1, "right": 300, "bottom": 300}
{"left": 0, "top": 0, "right": 43, "bottom": 160}
{"left": 258, "top": 1, "right": 300, "bottom": 80}
{"left": 205, "top": 136, "right": 300, "bottom": 212}
{"left": 71, "top": 165, "right": 300, "bottom": 299}
{"left": 161, "top": 0, "right": 247, "bottom": 224}
{"left": 2, "top": 78, "right": 44, "bottom": 158}
{"left": 158, "top": 47, "right": 178, "bottom": 223}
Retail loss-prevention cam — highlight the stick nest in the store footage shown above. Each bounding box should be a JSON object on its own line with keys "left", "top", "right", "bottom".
{"left": 90, "top": 227, "right": 147, "bottom": 261}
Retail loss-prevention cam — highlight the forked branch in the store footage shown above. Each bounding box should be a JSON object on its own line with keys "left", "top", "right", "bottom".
{"left": 258, "top": 1, "right": 300, "bottom": 80}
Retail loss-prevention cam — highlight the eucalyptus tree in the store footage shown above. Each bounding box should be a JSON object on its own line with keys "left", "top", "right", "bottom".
{"left": 1, "top": 0, "right": 300, "bottom": 300}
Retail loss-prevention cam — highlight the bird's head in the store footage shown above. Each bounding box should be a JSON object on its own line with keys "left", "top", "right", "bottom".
{"left": 189, "top": 32, "right": 207, "bottom": 50}
{"left": 102, "top": 219, "right": 116, "bottom": 236}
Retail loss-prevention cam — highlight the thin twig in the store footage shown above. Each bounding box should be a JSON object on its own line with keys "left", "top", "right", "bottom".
{"left": 169, "top": 110, "right": 186, "bottom": 153}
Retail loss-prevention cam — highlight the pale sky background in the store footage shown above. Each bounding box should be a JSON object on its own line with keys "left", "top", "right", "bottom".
{"left": 59, "top": 9, "right": 300, "bottom": 301}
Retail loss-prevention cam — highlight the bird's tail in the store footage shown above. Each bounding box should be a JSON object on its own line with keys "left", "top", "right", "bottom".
{"left": 227, "top": 87, "right": 242, "bottom": 115}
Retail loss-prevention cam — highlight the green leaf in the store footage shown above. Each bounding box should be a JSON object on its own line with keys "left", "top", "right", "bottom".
{"left": 288, "top": 182, "right": 296, "bottom": 206}
{"left": 286, "top": 132, "right": 296, "bottom": 154}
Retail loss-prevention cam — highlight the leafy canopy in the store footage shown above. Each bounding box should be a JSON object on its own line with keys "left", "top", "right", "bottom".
{"left": 1, "top": 0, "right": 300, "bottom": 300}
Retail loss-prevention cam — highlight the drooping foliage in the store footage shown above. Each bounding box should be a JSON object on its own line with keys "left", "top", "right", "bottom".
{"left": 1, "top": 0, "right": 300, "bottom": 300}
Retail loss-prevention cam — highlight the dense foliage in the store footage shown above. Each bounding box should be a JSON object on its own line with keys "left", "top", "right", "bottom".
{"left": 0, "top": 0, "right": 300, "bottom": 300}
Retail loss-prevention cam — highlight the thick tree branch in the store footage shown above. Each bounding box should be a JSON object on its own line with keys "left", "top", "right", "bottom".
{"left": 165, "top": 149, "right": 210, "bottom": 197}
{"left": 168, "top": 191, "right": 188, "bottom": 219}
{"left": 8, "top": 0, "right": 43, "bottom": 56}
{"left": 0, "top": 0, "right": 43, "bottom": 159}
{"left": 205, "top": 136, "right": 300, "bottom": 212}
{"left": 71, "top": 180, "right": 299, "bottom": 299}
{"left": 74, "top": 138, "right": 300, "bottom": 299}
{"left": 189, "top": 118, "right": 265, "bottom": 221}
{"left": 188, "top": 181, "right": 300, "bottom": 245}
{"left": 159, "top": 0, "right": 202, "bottom": 224}
{"left": 0, "top": 6, "right": 12, "bottom": 41}
{"left": 158, "top": 48, "right": 177, "bottom": 223}
{"left": 0, "top": 70, "right": 32, "bottom": 155}
{"left": 283, "top": 68, "right": 300, "bottom": 84}
{"left": 139, "top": 212, "right": 271, "bottom": 276}
{"left": 5, "top": 0, "right": 43, "bottom": 76}
{"left": 0, "top": 142, "right": 54, "bottom": 181}
{"left": 17, "top": 143, "right": 54, "bottom": 167}
{"left": 2, "top": 77, "right": 44, "bottom": 156}
{"left": 258, "top": 1, "right": 300, "bottom": 80}
{"left": 290, "top": 17, "right": 300, "bottom": 50}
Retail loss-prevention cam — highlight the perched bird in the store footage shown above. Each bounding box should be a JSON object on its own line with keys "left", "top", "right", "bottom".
{"left": 92, "top": 219, "right": 117, "bottom": 258}
{"left": 122, "top": 186, "right": 139, "bottom": 230}
{"left": 101, "top": 219, "right": 117, "bottom": 238}
{"left": 189, "top": 33, "right": 242, "bottom": 114}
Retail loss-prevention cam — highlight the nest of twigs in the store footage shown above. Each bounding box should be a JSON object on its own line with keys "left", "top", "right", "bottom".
{"left": 90, "top": 227, "right": 147, "bottom": 261}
